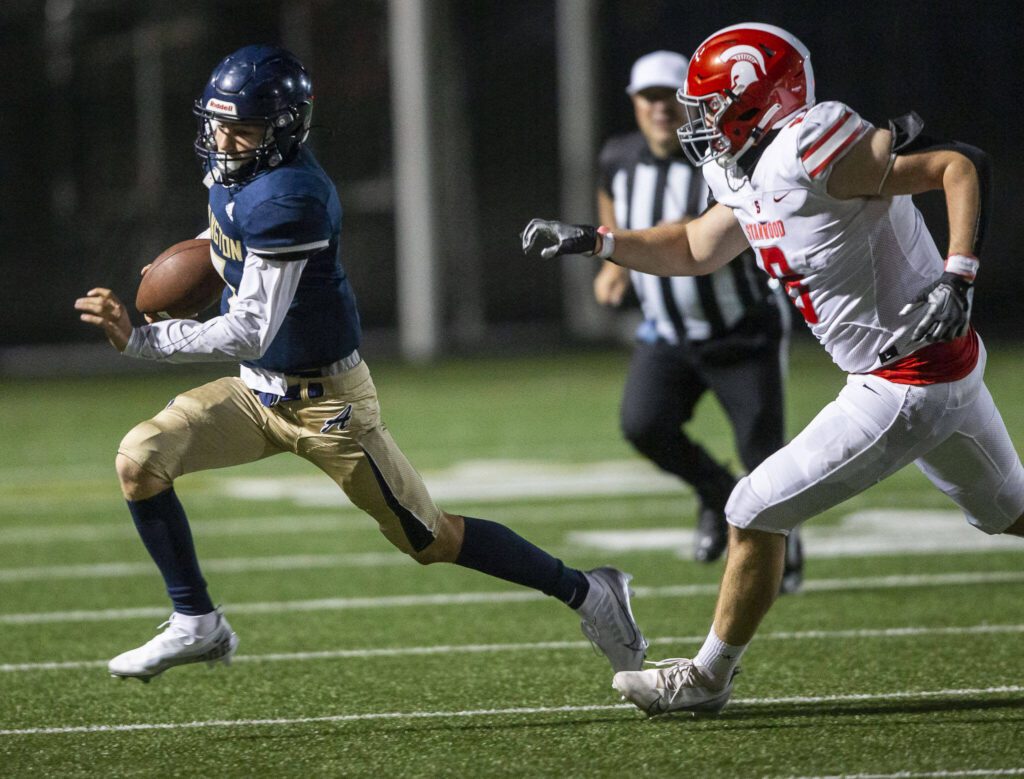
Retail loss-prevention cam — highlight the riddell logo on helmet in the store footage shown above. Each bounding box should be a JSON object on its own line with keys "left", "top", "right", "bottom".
{"left": 206, "top": 99, "right": 238, "bottom": 115}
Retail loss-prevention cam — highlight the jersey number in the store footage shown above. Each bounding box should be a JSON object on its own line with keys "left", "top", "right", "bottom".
{"left": 757, "top": 247, "right": 819, "bottom": 325}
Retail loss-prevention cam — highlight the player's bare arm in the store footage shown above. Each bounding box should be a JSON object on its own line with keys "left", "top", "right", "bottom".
{"left": 74, "top": 288, "right": 133, "bottom": 352}
{"left": 829, "top": 127, "right": 982, "bottom": 255}
{"left": 523, "top": 200, "right": 747, "bottom": 277}
{"left": 605, "top": 203, "right": 744, "bottom": 276}
{"left": 830, "top": 126, "right": 986, "bottom": 343}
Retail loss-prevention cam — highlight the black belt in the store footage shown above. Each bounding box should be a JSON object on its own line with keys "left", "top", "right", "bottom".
{"left": 255, "top": 383, "right": 324, "bottom": 408}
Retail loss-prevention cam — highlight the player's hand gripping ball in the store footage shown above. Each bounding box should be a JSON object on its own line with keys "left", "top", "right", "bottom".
{"left": 135, "top": 239, "right": 225, "bottom": 319}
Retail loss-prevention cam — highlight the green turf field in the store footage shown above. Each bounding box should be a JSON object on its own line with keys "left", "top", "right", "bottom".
{"left": 2, "top": 340, "right": 1023, "bottom": 778}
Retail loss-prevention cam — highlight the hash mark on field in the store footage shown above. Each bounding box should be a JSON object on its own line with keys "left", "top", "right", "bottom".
{"left": 4, "top": 570, "right": 1024, "bottom": 625}
{"left": 1, "top": 685, "right": 1021, "bottom": 737}
{"left": 4, "top": 623, "right": 1024, "bottom": 673}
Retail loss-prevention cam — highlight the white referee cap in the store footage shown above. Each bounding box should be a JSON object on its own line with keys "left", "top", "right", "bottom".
{"left": 626, "top": 50, "right": 689, "bottom": 95}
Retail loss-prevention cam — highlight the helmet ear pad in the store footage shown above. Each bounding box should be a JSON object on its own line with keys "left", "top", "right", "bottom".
{"left": 268, "top": 101, "right": 314, "bottom": 167}
{"left": 719, "top": 83, "right": 772, "bottom": 146}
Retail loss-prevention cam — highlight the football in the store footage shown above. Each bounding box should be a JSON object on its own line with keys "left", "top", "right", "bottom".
{"left": 135, "top": 238, "right": 225, "bottom": 319}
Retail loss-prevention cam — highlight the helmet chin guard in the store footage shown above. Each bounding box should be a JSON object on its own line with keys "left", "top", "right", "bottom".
{"left": 194, "top": 44, "right": 314, "bottom": 185}
{"left": 676, "top": 23, "right": 814, "bottom": 168}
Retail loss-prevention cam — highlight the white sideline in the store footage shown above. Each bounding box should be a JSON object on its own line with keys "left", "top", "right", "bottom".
{"left": 1, "top": 684, "right": 1021, "bottom": 737}
{"left": 4, "top": 570, "right": 1024, "bottom": 625}
{"left": 3, "top": 623, "right": 1024, "bottom": 674}
{"left": 786, "top": 770, "right": 1024, "bottom": 779}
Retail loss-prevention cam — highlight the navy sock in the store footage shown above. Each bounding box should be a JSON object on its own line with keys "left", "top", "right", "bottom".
{"left": 455, "top": 517, "right": 589, "bottom": 608}
{"left": 126, "top": 488, "right": 214, "bottom": 616}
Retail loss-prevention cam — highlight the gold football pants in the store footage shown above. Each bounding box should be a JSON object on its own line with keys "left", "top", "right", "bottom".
{"left": 118, "top": 361, "right": 443, "bottom": 555}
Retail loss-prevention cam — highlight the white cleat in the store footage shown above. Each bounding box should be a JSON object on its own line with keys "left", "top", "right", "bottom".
{"left": 613, "top": 658, "right": 738, "bottom": 717}
{"left": 578, "top": 567, "right": 649, "bottom": 672}
{"left": 108, "top": 610, "right": 238, "bottom": 682}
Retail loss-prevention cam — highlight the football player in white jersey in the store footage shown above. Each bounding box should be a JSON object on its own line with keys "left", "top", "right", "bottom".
{"left": 523, "top": 22, "right": 1024, "bottom": 716}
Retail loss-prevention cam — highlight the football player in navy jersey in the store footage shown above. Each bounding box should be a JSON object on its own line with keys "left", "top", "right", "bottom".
{"left": 75, "top": 44, "right": 647, "bottom": 682}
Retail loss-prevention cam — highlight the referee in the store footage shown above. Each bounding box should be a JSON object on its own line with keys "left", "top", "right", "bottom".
{"left": 594, "top": 51, "right": 803, "bottom": 592}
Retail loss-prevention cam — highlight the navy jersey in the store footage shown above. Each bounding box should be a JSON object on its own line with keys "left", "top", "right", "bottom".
{"left": 206, "top": 147, "right": 361, "bottom": 373}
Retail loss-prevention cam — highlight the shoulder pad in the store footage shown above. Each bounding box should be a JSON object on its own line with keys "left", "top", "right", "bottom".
{"left": 888, "top": 111, "right": 926, "bottom": 153}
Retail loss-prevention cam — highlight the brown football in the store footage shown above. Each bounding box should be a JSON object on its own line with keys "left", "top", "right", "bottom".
{"left": 135, "top": 238, "right": 225, "bottom": 319}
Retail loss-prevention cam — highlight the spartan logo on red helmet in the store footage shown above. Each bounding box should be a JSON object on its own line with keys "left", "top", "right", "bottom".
{"left": 723, "top": 44, "right": 767, "bottom": 93}
{"left": 677, "top": 23, "right": 815, "bottom": 167}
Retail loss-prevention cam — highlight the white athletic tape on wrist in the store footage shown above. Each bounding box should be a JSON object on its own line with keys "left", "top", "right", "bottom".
{"left": 945, "top": 254, "right": 979, "bottom": 281}
{"left": 597, "top": 226, "right": 615, "bottom": 259}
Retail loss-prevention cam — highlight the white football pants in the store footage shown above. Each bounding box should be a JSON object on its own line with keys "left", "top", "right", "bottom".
{"left": 727, "top": 339, "right": 1024, "bottom": 535}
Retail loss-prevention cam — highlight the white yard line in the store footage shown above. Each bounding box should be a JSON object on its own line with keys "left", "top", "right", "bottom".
{"left": 0, "top": 552, "right": 409, "bottom": 582}
{"left": 0, "top": 515, "right": 356, "bottom": 544}
{"left": 0, "top": 459, "right": 682, "bottom": 518}
{"left": 785, "top": 770, "right": 1024, "bottom": 779}
{"left": 2, "top": 571, "right": 1022, "bottom": 625}
{"left": 217, "top": 459, "right": 683, "bottom": 506}
{"left": 0, "top": 505, "right": 650, "bottom": 544}
{"left": 4, "top": 570, "right": 1023, "bottom": 626}
{"left": 0, "top": 591, "right": 550, "bottom": 624}
{"left": 9, "top": 508, "right": 1021, "bottom": 562}
{"left": 1, "top": 685, "right": 1021, "bottom": 737}
{"left": 3, "top": 514, "right": 1022, "bottom": 579}
{"left": 3, "top": 623, "right": 1024, "bottom": 674}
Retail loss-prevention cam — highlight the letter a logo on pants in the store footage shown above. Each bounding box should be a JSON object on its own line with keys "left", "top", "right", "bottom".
{"left": 321, "top": 404, "right": 353, "bottom": 433}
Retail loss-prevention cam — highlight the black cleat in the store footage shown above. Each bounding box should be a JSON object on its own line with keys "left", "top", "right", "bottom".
{"left": 693, "top": 506, "right": 729, "bottom": 563}
{"left": 780, "top": 530, "right": 804, "bottom": 595}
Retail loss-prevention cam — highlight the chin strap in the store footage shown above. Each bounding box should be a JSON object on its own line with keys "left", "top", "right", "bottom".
{"left": 723, "top": 103, "right": 783, "bottom": 168}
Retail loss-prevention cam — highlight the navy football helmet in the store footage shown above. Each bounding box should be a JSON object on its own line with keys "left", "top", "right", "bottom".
{"left": 194, "top": 44, "right": 314, "bottom": 184}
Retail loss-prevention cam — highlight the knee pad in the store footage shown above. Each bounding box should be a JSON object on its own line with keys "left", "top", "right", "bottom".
{"left": 118, "top": 420, "right": 177, "bottom": 484}
{"left": 725, "top": 473, "right": 772, "bottom": 531}
{"left": 966, "top": 463, "right": 1024, "bottom": 535}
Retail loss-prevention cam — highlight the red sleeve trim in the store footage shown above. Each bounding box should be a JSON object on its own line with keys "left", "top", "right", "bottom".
{"left": 800, "top": 110, "right": 852, "bottom": 161}
{"left": 807, "top": 124, "right": 867, "bottom": 179}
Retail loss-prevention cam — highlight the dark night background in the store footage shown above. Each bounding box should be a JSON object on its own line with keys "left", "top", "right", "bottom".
{"left": 1, "top": 0, "right": 1020, "bottom": 355}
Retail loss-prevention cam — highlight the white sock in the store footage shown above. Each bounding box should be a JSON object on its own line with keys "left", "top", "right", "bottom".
{"left": 173, "top": 610, "right": 218, "bottom": 635}
{"left": 693, "top": 626, "right": 747, "bottom": 682}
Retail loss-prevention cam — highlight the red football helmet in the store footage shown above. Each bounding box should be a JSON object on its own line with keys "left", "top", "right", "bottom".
{"left": 677, "top": 23, "right": 815, "bottom": 167}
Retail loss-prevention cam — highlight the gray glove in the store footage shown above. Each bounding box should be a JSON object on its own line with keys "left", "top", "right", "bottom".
{"left": 521, "top": 219, "right": 598, "bottom": 259}
{"left": 899, "top": 272, "right": 974, "bottom": 343}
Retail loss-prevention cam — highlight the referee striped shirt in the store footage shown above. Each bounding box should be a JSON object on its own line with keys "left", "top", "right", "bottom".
{"left": 598, "top": 132, "right": 778, "bottom": 344}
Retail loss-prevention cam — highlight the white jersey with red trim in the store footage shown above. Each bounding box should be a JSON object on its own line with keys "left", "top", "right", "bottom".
{"left": 704, "top": 100, "right": 945, "bottom": 374}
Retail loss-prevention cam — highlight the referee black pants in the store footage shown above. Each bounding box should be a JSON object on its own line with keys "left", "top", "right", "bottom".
{"left": 619, "top": 331, "right": 786, "bottom": 512}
